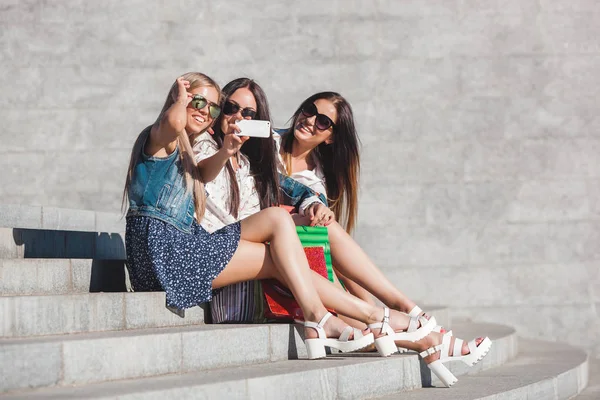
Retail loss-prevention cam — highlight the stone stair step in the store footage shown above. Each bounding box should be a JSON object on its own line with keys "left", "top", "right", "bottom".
{"left": 0, "top": 258, "right": 127, "bottom": 295}
{"left": 0, "top": 321, "right": 515, "bottom": 395}
{"left": 0, "top": 259, "right": 92, "bottom": 295}
{"left": 0, "top": 323, "right": 298, "bottom": 394}
{"left": 0, "top": 228, "right": 125, "bottom": 260}
{"left": 0, "top": 290, "right": 447, "bottom": 339}
{"left": 0, "top": 292, "right": 206, "bottom": 338}
{"left": 2, "top": 354, "right": 422, "bottom": 400}
{"left": 575, "top": 358, "right": 599, "bottom": 399}
{"left": 0, "top": 204, "right": 124, "bottom": 233}
{"left": 377, "top": 339, "right": 588, "bottom": 399}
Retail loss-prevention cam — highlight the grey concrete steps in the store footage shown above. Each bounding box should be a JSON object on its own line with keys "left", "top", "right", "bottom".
{"left": 0, "top": 290, "right": 446, "bottom": 338}
{"left": 0, "top": 259, "right": 92, "bottom": 295}
{"left": 0, "top": 204, "right": 124, "bottom": 233}
{"left": 0, "top": 321, "right": 515, "bottom": 395}
{"left": 0, "top": 205, "right": 122, "bottom": 259}
{"left": 0, "top": 228, "right": 125, "bottom": 260}
{"left": 376, "top": 339, "right": 589, "bottom": 400}
{"left": 0, "top": 323, "right": 302, "bottom": 394}
{"left": 0, "top": 292, "right": 206, "bottom": 338}
{"left": 0, "top": 258, "right": 128, "bottom": 295}
{"left": 1, "top": 355, "right": 422, "bottom": 400}
{"left": 1, "top": 321, "right": 517, "bottom": 398}
{"left": 575, "top": 358, "right": 600, "bottom": 399}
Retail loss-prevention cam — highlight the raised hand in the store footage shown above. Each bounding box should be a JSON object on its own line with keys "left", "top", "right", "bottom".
{"left": 173, "top": 77, "right": 193, "bottom": 107}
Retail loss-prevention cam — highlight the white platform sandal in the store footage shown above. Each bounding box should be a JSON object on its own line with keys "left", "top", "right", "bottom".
{"left": 420, "top": 343, "right": 459, "bottom": 387}
{"left": 369, "top": 307, "right": 438, "bottom": 357}
{"left": 419, "top": 330, "right": 493, "bottom": 387}
{"left": 304, "top": 312, "right": 375, "bottom": 359}
{"left": 438, "top": 330, "right": 493, "bottom": 367}
{"left": 397, "top": 305, "right": 436, "bottom": 354}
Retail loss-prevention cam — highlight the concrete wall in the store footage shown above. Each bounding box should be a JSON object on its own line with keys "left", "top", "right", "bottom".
{"left": 1, "top": 1, "right": 599, "bottom": 356}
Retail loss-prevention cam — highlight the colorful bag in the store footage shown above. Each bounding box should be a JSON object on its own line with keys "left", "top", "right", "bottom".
{"left": 210, "top": 280, "right": 267, "bottom": 323}
{"left": 262, "top": 226, "right": 335, "bottom": 321}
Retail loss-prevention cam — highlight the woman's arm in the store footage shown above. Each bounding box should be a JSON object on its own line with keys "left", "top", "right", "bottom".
{"left": 196, "top": 147, "right": 232, "bottom": 183}
{"left": 196, "top": 124, "right": 248, "bottom": 183}
{"left": 146, "top": 77, "right": 191, "bottom": 156}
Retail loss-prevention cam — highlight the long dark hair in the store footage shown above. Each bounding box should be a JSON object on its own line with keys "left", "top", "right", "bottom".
{"left": 281, "top": 92, "right": 360, "bottom": 232}
{"left": 211, "top": 78, "right": 279, "bottom": 217}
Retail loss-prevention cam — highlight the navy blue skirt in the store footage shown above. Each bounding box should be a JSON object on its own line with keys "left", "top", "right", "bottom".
{"left": 125, "top": 216, "right": 241, "bottom": 309}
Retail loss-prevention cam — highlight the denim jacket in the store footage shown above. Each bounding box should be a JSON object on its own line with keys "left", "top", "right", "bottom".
{"left": 127, "top": 127, "right": 195, "bottom": 233}
{"left": 279, "top": 173, "right": 327, "bottom": 213}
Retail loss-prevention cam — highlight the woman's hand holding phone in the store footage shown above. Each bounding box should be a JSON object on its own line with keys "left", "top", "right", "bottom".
{"left": 221, "top": 122, "right": 249, "bottom": 157}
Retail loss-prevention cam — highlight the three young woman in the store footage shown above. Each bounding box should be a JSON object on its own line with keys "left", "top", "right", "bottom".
{"left": 124, "top": 72, "right": 489, "bottom": 387}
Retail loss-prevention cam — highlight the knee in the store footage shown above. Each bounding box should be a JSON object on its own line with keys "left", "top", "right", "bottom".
{"left": 264, "top": 207, "right": 295, "bottom": 229}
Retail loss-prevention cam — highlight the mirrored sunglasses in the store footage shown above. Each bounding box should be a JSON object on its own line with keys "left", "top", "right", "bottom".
{"left": 190, "top": 94, "right": 221, "bottom": 119}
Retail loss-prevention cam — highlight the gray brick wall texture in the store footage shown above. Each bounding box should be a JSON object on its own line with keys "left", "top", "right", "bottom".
{"left": 1, "top": 1, "right": 599, "bottom": 356}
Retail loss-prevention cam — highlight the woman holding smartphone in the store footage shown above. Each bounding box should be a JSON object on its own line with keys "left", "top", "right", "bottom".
{"left": 123, "top": 73, "right": 462, "bottom": 384}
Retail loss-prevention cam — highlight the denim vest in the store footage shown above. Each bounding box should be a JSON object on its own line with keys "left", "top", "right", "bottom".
{"left": 279, "top": 173, "right": 328, "bottom": 210}
{"left": 127, "top": 127, "right": 195, "bottom": 233}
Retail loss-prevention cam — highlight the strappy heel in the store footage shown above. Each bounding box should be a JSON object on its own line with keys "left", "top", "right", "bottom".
{"left": 438, "top": 330, "right": 493, "bottom": 367}
{"left": 420, "top": 330, "right": 493, "bottom": 387}
{"left": 369, "top": 307, "right": 437, "bottom": 357}
{"left": 304, "top": 312, "right": 375, "bottom": 359}
{"left": 397, "top": 305, "right": 451, "bottom": 353}
{"left": 419, "top": 344, "right": 458, "bottom": 387}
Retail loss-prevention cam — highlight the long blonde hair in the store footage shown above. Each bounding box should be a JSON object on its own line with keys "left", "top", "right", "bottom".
{"left": 122, "top": 72, "right": 222, "bottom": 223}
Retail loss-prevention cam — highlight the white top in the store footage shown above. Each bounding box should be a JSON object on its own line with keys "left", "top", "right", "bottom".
{"left": 193, "top": 132, "right": 261, "bottom": 233}
{"left": 272, "top": 132, "right": 327, "bottom": 212}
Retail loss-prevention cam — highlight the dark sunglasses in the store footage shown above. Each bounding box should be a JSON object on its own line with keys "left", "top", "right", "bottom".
{"left": 223, "top": 100, "right": 257, "bottom": 119}
{"left": 190, "top": 94, "right": 221, "bottom": 119}
{"left": 301, "top": 102, "right": 335, "bottom": 131}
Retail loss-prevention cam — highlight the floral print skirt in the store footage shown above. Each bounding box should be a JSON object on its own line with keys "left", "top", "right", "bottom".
{"left": 125, "top": 216, "right": 241, "bottom": 309}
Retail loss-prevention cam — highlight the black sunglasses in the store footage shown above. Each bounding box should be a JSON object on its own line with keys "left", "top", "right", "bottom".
{"left": 301, "top": 102, "right": 335, "bottom": 131}
{"left": 223, "top": 100, "right": 257, "bottom": 119}
{"left": 190, "top": 94, "right": 221, "bottom": 119}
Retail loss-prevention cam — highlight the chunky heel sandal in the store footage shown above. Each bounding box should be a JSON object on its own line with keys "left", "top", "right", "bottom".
{"left": 397, "top": 306, "right": 442, "bottom": 353}
{"left": 369, "top": 307, "right": 437, "bottom": 357}
{"left": 439, "top": 333, "right": 493, "bottom": 367}
{"left": 420, "top": 342, "right": 458, "bottom": 387}
{"left": 369, "top": 307, "right": 436, "bottom": 357}
{"left": 304, "top": 312, "right": 375, "bottom": 360}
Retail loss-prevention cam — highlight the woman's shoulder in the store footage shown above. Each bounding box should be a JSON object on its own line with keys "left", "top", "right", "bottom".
{"left": 193, "top": 132, "right": 219, "bottom": 162}
{"left": 193, "top": 132, "right": 218, "bottom": 148}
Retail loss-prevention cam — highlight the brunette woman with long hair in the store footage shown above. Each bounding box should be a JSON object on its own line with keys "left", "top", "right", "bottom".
{"left": 275, "top": 91, "right": 491, "bottom": 371}
{"left": 279, "top": 91, "right": 360, "bottom": 232}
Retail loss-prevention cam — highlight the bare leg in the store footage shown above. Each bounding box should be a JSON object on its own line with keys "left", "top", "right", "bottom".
{"left": 334, "top": 268, "right": 377, "bottom": 305}
{"left": 327, "top": 220, "right": 417, "bottom": 314}
{"left": 213, "top": 207, "right": 373, "bottom": 339}
{"left": 331, "top": 271, "right": 369, "bottom": 330}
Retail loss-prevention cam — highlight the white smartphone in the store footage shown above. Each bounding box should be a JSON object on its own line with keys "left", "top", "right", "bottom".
{"left": 235, "top": 119, "right": 271, "bottom": 138}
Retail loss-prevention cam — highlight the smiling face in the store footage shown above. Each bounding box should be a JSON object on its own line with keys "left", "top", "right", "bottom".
{"left": 294, "top": 98, "right": 337, "bottom": 148}
{"left": 186, "top": 85, "right": 220, "bottom": 136}
{"left": 220, "top": 87, "right": 257, "bottom": 135}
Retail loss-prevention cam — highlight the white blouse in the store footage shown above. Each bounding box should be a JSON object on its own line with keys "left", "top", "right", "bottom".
{"left": 273, "top": 132, "right": 327, "bottom": 213}
{"left": 193, "top": 133, "right": 261, "bottom": 233}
